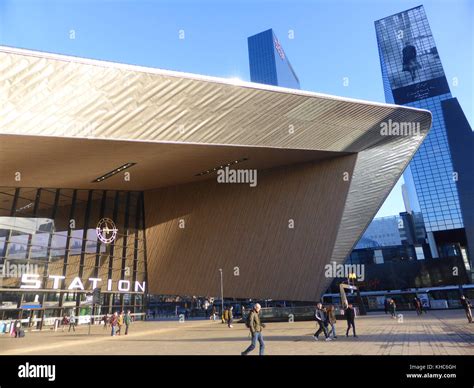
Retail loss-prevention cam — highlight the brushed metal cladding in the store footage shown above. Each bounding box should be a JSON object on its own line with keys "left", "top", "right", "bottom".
{"left": 145, "top": 155, "right": 357, "bottom": 301}
{"left": 0, "top": 46, "right": 431, "bottom": 153}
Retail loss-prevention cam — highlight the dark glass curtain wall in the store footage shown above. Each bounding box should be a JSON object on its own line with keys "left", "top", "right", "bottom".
{"left": 0, "top": 187, "right": 147, "bottom": 322}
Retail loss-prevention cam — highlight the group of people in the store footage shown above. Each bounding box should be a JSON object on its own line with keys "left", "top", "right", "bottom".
{"left": 314, "top": 302, "right": 357, "bottom": 341}
{"left": 385, "top": 297, "right": 425, "bottom": 317}
{"left": 60, "top": 314, "right": 76, "bottom": 332}
{"left": 207, "top": 305, "right": 235, "bottom": 328}
{"left": 103, "top": 311, "right": 133, "bottom": 336}
{"left": 383, "top": 295, "right": 472, "bottom": 323}
{"left": 240, "top": 302, "right": 359, "bottom": 356}
{"left": 58, "top": 311, "right": 133, "bottom": 336}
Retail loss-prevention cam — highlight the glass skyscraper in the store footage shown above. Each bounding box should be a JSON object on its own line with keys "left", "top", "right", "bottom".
{"left": 375, "top": 6, "right": 473, "bottom": 274}
{"left": 248, "top": 28, "right": 300, "bottom": 89}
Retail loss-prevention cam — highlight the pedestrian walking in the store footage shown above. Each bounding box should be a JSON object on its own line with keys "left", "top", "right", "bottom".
{"left": 117, "top": 311, "right": 124, "bottom": 335}
{"left": 68, "top": 313, "right": 76, "bottom": 332}
{"left": 419, "top": 298, "right": 425, "bottom": 314}
{"left": 102, "top": 314, "right": 108, "bottom": 329}
{"left": 460, "top": 295, "right": 473, "bottom": 323}
{"left": 389, "top": 299, "right": 397, "bottom": 319}
{"left": 326, "top": 305, "right": 337, "bottom": 339}
{"left": 210, "top": 305, "right": 217, "bottom": 321}
{"left": 241, "top": 303, "right": 265, "bottom": 355}
{"left": 61, "top": 315, "right": 68, "bottom": 332}
{"left": 413, "top": 297, "right": 419, "bottom": 315}
{"left": 313, "top": 303, "right": 331, "bottom": 341}
{"left": 384, "top": 298, "right": 390, "bottom": 314}
{"left": 228, "top": 306, "right": 234, "bottom": 328}
{"left": 223, "top": 307, "right": 229, "bottom": 324}
{"left": 345, "top": 303, "right": 357, "bottom": 338}
{"left": 124, "top": 311, "right": 132, "bottom": 335}
{"left": 110, "top": 312, "right": 118, "bottom": 336}
{"left": 413, "top": 297, "right": 422, "bottom": 315}
{"left": 13, "top": 319, "right": 22, "bottom": 338}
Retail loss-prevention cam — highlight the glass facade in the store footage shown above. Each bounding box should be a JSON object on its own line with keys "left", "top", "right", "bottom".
{"left": 0, "top": 187, "right": 147, "bottom": 322}
{"left": 355, "top": 215, "right": 402, "bottom": 248}
{"left": 345, "top": 252, "right": 469, "bottom": 291}
{"left": 248, "top": 28, "right": 300, "bottom": 89}
{"left": 375, "top": 6, "right": 464, "bottom": 234}
{"left": 404, "top": 94, "right": 464, "bottom": 232}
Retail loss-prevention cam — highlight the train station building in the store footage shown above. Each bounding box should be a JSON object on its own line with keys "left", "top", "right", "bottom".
{"left": 0, "top": 46, "right": 431, "bottom": 323}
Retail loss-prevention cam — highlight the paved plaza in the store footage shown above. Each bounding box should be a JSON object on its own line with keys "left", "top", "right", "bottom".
{"left": 1, "top": 310, "right": 473, "bottom": 356}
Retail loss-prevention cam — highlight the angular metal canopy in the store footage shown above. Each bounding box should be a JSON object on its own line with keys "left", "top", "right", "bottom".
{"left": 0, "top": 46, "right": 432, "bottom": 300}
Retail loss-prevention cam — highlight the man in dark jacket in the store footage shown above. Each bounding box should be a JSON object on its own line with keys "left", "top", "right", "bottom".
{"left": 313, "top": 303, "right": 331, "bottom": 341}
{"left": 460, "top": 295, "right": 472, "bottom": 323}
{"left": 241, "top": 303, "right": 265, "bottom": 355}
{"left": 389, "top": 299, "right": 397, "bottom": 319}
{"left": 384, "top": 298, "right": 390, "bottom": 314}
{"left": 345, "top": 304, "right": 357, "bottom": 338}
{"left": 413, "top": 297, "right": 421, "bottom": 315}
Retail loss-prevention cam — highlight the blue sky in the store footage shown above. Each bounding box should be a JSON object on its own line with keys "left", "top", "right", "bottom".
{"left": 1, "top": 0, "right": 472, "bottom": 217}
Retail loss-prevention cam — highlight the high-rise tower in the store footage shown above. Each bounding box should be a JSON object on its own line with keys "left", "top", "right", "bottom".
{"left": 375, "top": 5, "right": 473, "bottom": 276}
{"left": 248, "top": 28, "right": 300, "bottom": 89}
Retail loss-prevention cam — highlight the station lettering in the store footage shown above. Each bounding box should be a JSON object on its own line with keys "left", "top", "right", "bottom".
{"left": 20, "top": 274, "right": 146, "bottom": 293}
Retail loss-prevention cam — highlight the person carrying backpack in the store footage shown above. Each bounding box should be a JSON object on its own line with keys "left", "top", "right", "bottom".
{"left": 241, "top": 303, "right": 265, "bottom": 355}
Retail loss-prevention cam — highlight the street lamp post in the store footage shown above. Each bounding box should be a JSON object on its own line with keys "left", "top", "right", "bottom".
{"left": 218, "top": 269, "right": 224, "bottom": 321}
{"left": 349, "top": 273, "right": 366, "bottom": 316}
